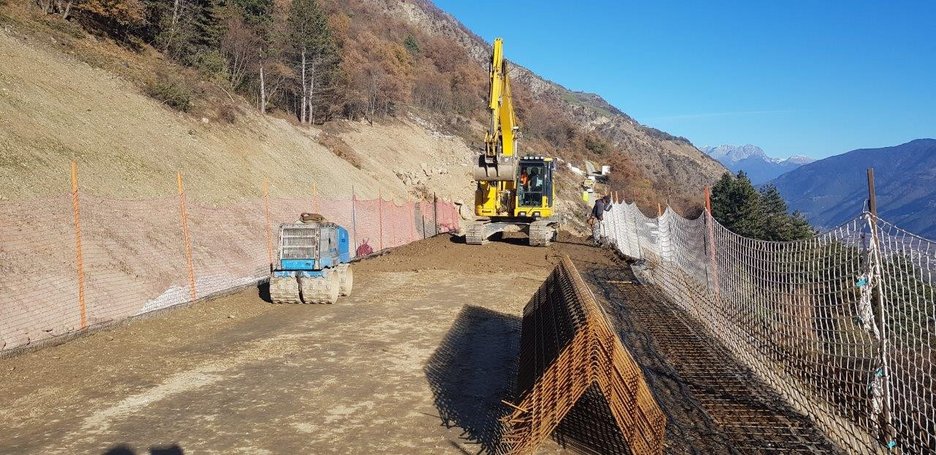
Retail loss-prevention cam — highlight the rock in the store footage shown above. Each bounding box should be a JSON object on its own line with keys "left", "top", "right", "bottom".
{"left": 201, "top": 117, "right": 210, "bottom": 124}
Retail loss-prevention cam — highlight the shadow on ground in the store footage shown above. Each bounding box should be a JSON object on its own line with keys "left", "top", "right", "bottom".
{"left": 257, "top": 281, "right": 272, "bottom": 303}
{"left": 424, "top": 305, "right": 521, "bottom": 454}
{"left": 103, "top": 444, "right": 184, "bottom": 455}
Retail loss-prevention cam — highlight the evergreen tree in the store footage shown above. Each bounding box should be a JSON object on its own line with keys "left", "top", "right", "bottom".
{"left": 711, "top": 172, "right": 812, "bottom": 241}
{"left": 711, "top": 171, "right": 763, "bottom": 238}
{"left": 760, "top": 184, "right": 791, "bottom": 240}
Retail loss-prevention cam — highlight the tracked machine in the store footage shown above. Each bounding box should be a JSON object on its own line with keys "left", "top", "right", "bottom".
{"left": 466, "top": 38, "right": 559, "bottom": 247}
{"left": 269, "top": 213, "right": 353, "bottom": 304}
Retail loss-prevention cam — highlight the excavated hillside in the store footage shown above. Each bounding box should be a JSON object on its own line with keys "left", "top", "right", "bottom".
{"left": 0, "top": 26, "right": 475, "bottom": 204}
{"left": 386, "top": 0, "right": 727, "bottom": 208}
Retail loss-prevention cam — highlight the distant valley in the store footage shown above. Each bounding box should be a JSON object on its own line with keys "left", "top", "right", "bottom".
{"left": 770, "top": 139, "right": 936, "bottom": 238}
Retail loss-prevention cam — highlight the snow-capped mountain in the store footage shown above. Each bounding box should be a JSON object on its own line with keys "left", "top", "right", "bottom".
{"left": 701, "top": 144, "right": 814, "bottom": 184}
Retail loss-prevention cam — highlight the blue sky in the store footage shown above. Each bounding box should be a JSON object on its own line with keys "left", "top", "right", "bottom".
{"left": 432, "top": 1, "right": 936, "bottom": 159}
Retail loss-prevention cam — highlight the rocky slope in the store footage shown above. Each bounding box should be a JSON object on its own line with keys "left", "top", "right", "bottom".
{"left": 389, "top": 0, "right": 726, "bottom": 208}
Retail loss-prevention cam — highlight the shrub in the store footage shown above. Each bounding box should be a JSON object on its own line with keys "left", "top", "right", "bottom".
{"left": 145, "top": 79, "right": 192, "bottom": 112}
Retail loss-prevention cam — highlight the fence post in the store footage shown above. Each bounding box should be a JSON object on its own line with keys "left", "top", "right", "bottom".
{"left": 410, "top": 202, "right": 417, "bottom": 242}
{"left": 421, "top": 202, "right": 427, "bottom": 239}
{"left": 177, "top": 172, "right": 197, "bottom": 302}
{"left": 351, "top": 186, "right": 358, "bottom": 252}
{"left": 263, "top": 178, "right": 273, "bottom": 270}
{"left": 704, "top": 187, "right": 719, "bottom": 295}
{"left": 433, "top": 193, "right": 438, "bottom": 235}
{"left": 70, "top": 161, "right": 87, "bottom": 330}
{"left": 867, "top": 167, "right": 895, "bottom": 446}
{"left": 378, "top": 190, "right": 384, "bottom": 251}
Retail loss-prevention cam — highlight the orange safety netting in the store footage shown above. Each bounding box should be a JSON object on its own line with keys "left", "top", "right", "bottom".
{"left": 0, "top": 173, "right": 459, "bottom": 353}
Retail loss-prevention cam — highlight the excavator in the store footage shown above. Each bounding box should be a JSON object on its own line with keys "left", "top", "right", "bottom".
{"left": 465, "top": 38, "right": 559, "bottom": 246}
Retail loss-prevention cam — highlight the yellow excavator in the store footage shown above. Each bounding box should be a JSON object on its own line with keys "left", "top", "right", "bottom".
{"left": 465, "top": 38, "right": 559, "bottom": 246}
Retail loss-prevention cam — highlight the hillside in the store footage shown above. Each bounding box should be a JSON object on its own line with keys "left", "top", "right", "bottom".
{"left": 0, "top": 24, "right": 475, "bottom": 203}
{"left": 387, "top": 0, "right": 726, "bottom": 210}
{"left": 771, "top": 139, "right": 936, "bottom": 237}
{"left": 0, "top": 0, "right": 724, "bottom": 217}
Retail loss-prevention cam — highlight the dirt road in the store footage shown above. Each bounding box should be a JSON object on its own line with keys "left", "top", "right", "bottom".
{"left": 0, "top": 234, "right": 838, "bottom": 454}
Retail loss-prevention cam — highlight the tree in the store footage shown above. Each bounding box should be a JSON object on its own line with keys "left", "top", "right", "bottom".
{"left": 712, "top": 171, "right": 763, "bottom": 238}
{"left": 712, "top": 172, "right": 813, "bottom": 241}
{"left": 286, "top": 0, "right": 337, "bottom": 124}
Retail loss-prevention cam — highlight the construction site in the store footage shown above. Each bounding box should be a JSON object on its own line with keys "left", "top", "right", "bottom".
{"left": 3, "top": 1, "right": 936, "bottom": 454}
{"left": 0, "top": 233, "right": 847, "bottom": 454}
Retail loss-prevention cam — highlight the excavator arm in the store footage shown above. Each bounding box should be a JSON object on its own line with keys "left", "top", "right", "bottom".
{"left": 475, "top": 38, "right": 518, "bottom": 181}
{"left": 485, "top": 38, "right": 517, "bottom": 160}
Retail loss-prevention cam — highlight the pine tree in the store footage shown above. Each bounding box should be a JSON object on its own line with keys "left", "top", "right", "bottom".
{"left": 760, "top": 184, "right": 791, "bottom": 240}
{"left": 711, "top": 172, "right": 812, "bottom": 241}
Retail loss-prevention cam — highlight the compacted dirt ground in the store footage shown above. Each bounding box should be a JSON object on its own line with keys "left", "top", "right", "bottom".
{"left": 0, "top": 234, "right": 839, "bottom": 454}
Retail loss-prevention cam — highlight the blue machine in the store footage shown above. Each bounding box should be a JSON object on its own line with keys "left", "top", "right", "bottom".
{"left": 269, "top": 217, "right": 354, "bottom": 304}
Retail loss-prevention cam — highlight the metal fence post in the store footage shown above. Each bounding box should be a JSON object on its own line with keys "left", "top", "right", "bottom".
{"left": 433, "top": 193, "right": 438, "bottom": 236}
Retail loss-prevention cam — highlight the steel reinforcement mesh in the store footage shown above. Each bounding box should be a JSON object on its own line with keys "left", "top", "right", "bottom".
{"left": 498, "top": 255, "right": 666, "bottom": 455}
{"left": 601, "top": 198, "right": 936, "bottom": 454}
{"left": 0, "top": 178, "right": 459, "bottom": 353}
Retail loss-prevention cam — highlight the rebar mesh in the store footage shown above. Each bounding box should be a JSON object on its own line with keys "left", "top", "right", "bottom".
{"left": 498, "top": 255, "right": 666, "bottom": 455}
{"left": 602, "top": 200, "right": 936, "bottom": 453}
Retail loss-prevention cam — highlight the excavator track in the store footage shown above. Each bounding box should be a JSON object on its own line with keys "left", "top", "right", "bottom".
{"left": 270, "top": 275, "right": 302, "bottom": 304}
{"left": 528, "top": 221, "right": 555, "bottom": 247}
{"left": 299, "top": 270, "right": 340, "bottom": 304}
{"left": 336, "top": 264, "right": 354, "bottom": 296}
{"left": 465, "top": 221, "right": 489, "bottom": 245}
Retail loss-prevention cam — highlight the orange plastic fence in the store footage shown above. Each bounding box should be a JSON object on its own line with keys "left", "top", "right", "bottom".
{"left": 0, "top": 165, "right": 460, "bottom": 353}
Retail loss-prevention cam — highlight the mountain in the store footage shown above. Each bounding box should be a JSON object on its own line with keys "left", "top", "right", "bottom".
{"left": 380, "top": 0, "right": 727, "bottom": 210}
{"left": 703, "top": 144, "right": 814, "bottom": 184}
{"left": 770, "top": 139, "right": 936, "bottom": 238}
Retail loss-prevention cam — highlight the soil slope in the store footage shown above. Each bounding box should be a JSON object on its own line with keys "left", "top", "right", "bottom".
{"left": 0, "top": 27, "right": 474, "bottom": 203}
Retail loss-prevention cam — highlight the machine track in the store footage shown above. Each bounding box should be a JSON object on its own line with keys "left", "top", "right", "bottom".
{"left": 527, "top": 221, "right": 555, "bottom": 247}
{"left": 465, "top": 221, "right": 489, "bottom": 245}
{"left": 269, "top": 276, "right": 302, "bottom": 304}
{"left": 299, "top": 270, "right": 340, "bottom": 304}
{"left": 336, "top": 264, "right": 354, "bottom": 296}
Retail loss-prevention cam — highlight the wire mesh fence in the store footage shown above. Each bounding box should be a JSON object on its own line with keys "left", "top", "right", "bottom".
{"left": 600, "top": 197, "right": 936, "bottom": 453}
{"left": 0, "top": 165, "right": 460, "bottom": 354}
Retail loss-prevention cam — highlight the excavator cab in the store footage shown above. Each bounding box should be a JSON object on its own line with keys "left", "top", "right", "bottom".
{"left": 516, "top": 157, "right": 554, "bottom": 218}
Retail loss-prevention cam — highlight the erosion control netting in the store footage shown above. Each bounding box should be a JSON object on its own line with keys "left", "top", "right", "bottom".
{"left": 0, "top": 187, "right": 459, "bottom": 353}
{"left": 600, "top": 200, "right": 936, "bottom": 453}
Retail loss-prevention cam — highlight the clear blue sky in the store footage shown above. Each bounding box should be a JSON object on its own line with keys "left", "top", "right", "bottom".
{"left": 433, "top": 0, "right": 936, "bottom": 159}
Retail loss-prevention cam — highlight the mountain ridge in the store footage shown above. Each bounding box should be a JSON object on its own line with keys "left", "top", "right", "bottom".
{"left": 392, "top": 0, "right": 726, "bottom": 209}
{"left": 703, "top": 144, "right": 813, "bottom": 184}
{"left": 770, "top": 138, "right": 936, "bottom": 238}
